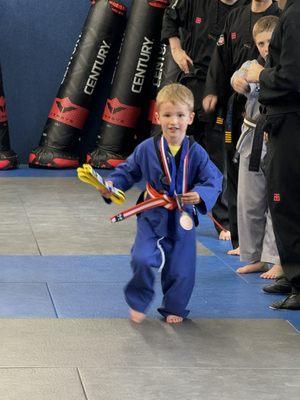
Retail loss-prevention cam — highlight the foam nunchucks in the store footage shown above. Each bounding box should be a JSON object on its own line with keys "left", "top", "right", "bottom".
{"left": 77, "top": 163, "right": 125, "bottom": 204}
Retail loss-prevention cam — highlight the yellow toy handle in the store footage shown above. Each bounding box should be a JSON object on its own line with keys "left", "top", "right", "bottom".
{"left": 77, "top": 164, "right": 125, "bottom": 205}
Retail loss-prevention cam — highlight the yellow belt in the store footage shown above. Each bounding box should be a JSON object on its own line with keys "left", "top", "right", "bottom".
{"left": 77, "top": 164, "right": 125, "bottom": 205}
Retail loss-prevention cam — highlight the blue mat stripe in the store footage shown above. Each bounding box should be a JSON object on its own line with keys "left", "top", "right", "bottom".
{"left": 0, "top": 254, "right": 299, "bottom": 331}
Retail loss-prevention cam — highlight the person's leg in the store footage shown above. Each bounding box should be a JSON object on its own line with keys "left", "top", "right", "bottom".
{"left": 226, "top": 146, "right": 239, "bottom": 250}
{"left": 266, "top": 113, "right": 300, "bottom": 309}
{"left": 260, "top": 209, "right": 282, "bottom": 279}
{"left": 124, "top": 218, "right": 163, "bottom": 321}
{"left": 158, "top": 230, "right": 196, "bottom": 322}
{"left": 190, "top": 112, "right": 230, "bottom": 237}
{"left": 237, "top": 129, "right": 268, "bottom": 274}
{"left": 204, "top": 113, "right": 230, "bottom": 236}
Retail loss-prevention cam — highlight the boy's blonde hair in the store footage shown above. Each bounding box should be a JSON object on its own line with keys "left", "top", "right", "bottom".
{"left": 253, "top": 15, "right": 279, "bottom": 40}
{"left": 156, "top": 83, "right": 194, "bottom": 112}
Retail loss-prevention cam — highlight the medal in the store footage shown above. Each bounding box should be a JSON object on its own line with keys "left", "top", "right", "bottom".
{"left": 179, "top": 212, "right": 193, "bottom": 230}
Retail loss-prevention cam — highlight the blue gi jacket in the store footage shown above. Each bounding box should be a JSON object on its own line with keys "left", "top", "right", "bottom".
{"left": 108, "top": 135, "right": 222, "bottom": 239}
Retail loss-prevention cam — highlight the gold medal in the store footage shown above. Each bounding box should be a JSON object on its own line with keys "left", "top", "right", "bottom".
{"left": 179, "top": 212, "right": 193, "bottom": 230}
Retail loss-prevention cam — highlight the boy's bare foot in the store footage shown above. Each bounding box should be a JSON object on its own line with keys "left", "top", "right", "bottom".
{"left": 227, "top": 246, "right": 240, "bottom": 256}
{"left": 237, "top": 261, "right": 267, "bottom": 274}
{"left": 166, "top": 315, "right": 183, "bottom": 324}
{"left": 219, "top": 230, "right": 231, "bottom": 241}
{"left": 260, "top": 264, "right": 283, "bottom": 279}
{"left": 129, "top": 308, "right": 145, "bottom": 324}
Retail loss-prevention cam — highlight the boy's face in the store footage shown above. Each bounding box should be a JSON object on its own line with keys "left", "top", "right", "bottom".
{"left": 255, "top": 30, "right": 274, "bottom": 61}
{"left": 155, "top": 101, "right": 194, "bottom": 146}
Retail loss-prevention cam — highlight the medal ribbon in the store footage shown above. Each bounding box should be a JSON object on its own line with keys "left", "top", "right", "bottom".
{"left": 159, "top": 135, "right": 189, "bottom": 210}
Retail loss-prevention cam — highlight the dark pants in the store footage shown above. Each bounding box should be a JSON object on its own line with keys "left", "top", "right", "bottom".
{"left": 189, "top": 111, "right": 230, "bottom": 232}
{"left": 266, "top": 112, "right": 300, "bottom": 292}
{"left": 226, "top": 146, "right": 239, "bottom": 248}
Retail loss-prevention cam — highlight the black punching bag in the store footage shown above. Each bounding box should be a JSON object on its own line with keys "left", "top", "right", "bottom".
{"left": 88, "top": 0, "right": 170, "bottom": 169}
{"left": 0, "top": 65, "right": 18, "bottom": 170}
{"left": 149, "top": 45, "right": 181, "bottom": 135}
{"left": 29, "top": 0, "right": 127, "bottom": 169}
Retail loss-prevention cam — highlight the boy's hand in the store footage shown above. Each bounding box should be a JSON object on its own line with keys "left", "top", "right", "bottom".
{"left": 171, "top": 48, "right": 193, "bottom": 74}
{"left": 181, "top": 192, "right": 201, "bottom": 205}
{"left": 246, "top": 61, "right": 264, "bottom": 83}
{"left": 202, "top": 94, "right": 218, "bottom": 113}
{"left": 231, "top": 76, "right": 250, "bottom": 95}
{"left": 98, "top": 180, "right": 113, "bottom": 199}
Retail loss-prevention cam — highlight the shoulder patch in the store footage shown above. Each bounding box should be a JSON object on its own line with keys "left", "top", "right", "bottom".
{"left": 217, "top": 34, "right": 225, "bottom": 46}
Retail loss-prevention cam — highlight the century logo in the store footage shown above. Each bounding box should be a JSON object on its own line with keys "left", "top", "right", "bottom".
{"left": 131, "top": 37, "right": 154, "bottom": 94}
{"left": 84, "top": 40, "right": 111, "bottom": 95}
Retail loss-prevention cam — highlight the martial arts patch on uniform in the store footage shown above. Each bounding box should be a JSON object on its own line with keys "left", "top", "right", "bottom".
{"left": 217, "top": 34, "right": 225, "bottom": 46}
{"left": 231, "top": 32, "right": 237, "bottom": 40}
{"left": 195, "top": 17, "right": 202, "bottom": 24}
{"left": 273, "top": 193, "right": 281, "bottom": 202}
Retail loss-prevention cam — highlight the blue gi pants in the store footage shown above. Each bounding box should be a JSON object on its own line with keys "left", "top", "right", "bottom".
{"left": 124, "top": 216, "right": 196, "bottom": 318}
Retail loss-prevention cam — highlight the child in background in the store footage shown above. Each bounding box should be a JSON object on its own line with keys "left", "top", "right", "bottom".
{"left": 231, "top": 16, "right": 282, "bottom": 279}
{"left": 99, "top": 83, "right": 222, "bottom": 323}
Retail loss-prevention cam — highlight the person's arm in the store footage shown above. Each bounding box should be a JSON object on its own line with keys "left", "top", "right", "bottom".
{"left": 161, "top": 1, "right": 192, "bottom": 73}
{"left": 203, "top": 15, "right": 233, "bottom": 112}
{"left": 161, "top": 0, "right": 185, "bottom": 43}
{"left": 231, "top": 60, "right": 251, "bottom": 95}
{"left": 169, "top": 36, "right": 193, "bottom": 74}
{"left": 259, "top": 17, "right": 300, "bottom": 103}
{"left": 245, "top": 60, "right": 264, "bottom": 84}
{"left": 190, "top": 145, "right": 223, "bottom": 214}
{"left": 107, "top": 148, "right": 143, "bottom": 193}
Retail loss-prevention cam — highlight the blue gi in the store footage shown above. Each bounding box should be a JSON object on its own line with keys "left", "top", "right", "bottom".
{"left": 108, "top": 134, "right": 222, "bottom": 318}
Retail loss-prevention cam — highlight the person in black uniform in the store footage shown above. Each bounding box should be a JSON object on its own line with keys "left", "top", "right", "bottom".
{"left": 246, "top": 0, "right": 300, "bottom": 309}
{"left": 203, "top": 0, "right": 280, "bottom": 253}
{"left": 161, "top": 0, "right": 250, "bottom": 240}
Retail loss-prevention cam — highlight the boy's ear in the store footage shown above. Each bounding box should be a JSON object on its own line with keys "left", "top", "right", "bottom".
{"left": 155, "top": 112, "right": 160, "bottom": 124}
{"left": 188, "top": 112, "right": 195, "bottom": 125}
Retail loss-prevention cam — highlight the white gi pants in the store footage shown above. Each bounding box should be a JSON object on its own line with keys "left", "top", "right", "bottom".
{"left": 237, "top": 125, "right": 280, "bottom": 265}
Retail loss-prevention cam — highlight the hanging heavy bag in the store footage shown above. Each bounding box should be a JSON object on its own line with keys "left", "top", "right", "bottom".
{"left": 88, "top": 0, "right": 170, "bottom": 169}
{"left": 0, "top": 64, "right": 18, "bottom": 170}
{"left": 28, "top": 0, "right": 127, "bottom": 169}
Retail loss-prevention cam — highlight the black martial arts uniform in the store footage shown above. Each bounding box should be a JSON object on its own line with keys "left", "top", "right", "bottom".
{"left": 259, "top": 0, "right": 300, "bottom": 297}
{"left": 161, "top": 0, "right": 249, "bottom": 232}
{"left": 204, "top": 0, "right": 280, "bottom": 247}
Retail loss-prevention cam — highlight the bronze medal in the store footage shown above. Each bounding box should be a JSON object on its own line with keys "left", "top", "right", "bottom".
{"left": 179, "top": 212, "right": 193, "bottom": 230}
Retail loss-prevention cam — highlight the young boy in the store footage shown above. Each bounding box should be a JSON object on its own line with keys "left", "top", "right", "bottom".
{"left": 231, "top": 16, "right": 282, "bottom": 278}
{"left": 99, "top": 83, "right": 222, "bottom": 324}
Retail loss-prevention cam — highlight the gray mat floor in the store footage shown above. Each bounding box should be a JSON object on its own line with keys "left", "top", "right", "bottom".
{"left": 0, "top": 319, "right": 299, "bottom": 399}
{"left": 0, "top": 177, "right": 211, "bottom": 256}
{"left": 0, "top": 177, "right": 299, "bottom": 399}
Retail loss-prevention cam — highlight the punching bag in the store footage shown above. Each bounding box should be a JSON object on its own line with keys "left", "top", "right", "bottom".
{"left": 134, "top": 42, "right": 168, "bottom": 143}
{"left": 29, "top": 0, "right": 127, "bottom": 169}
{"left": 0, "top": 65, "right": 18, "bottom": 170}
{"left": 88, "top": 0, "right": 170, "bottom": 169}
{"left": 149, "top": 45, "right": 181, "bottom": 136}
